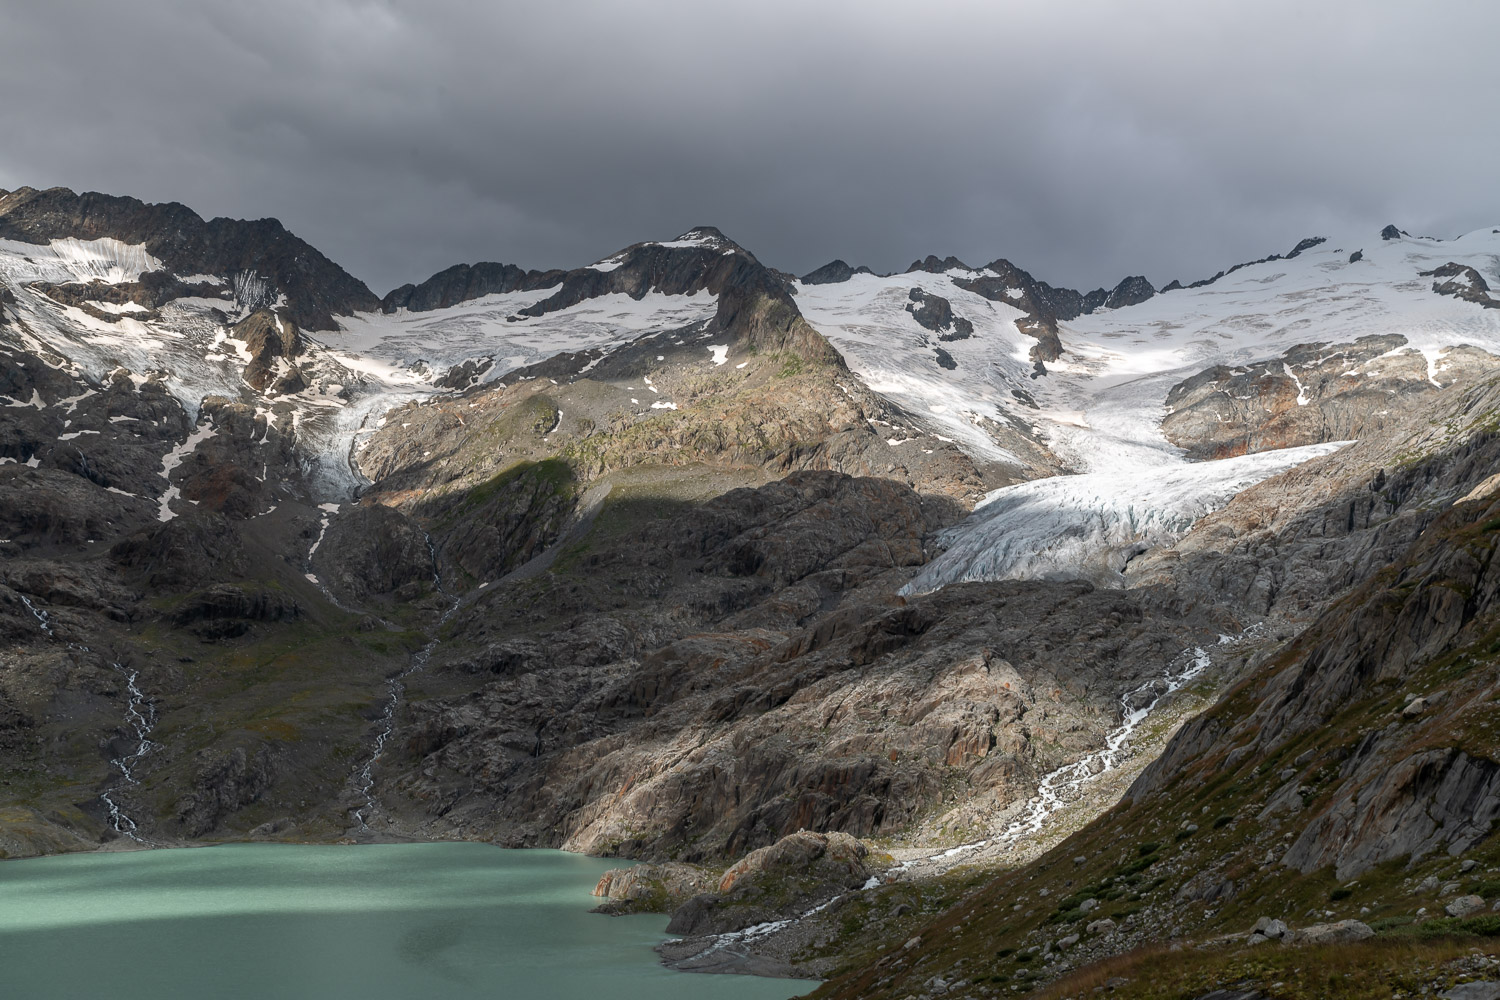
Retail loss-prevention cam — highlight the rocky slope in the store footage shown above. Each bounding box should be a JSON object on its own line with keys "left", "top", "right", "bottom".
{"left": 813, "top": 374, "right": 1500, "bottom": 998}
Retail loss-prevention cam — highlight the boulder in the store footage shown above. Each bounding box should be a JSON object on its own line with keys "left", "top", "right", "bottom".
{"left": 1291, "top": 919, "right": 1373, "bottom": 945}
{"left": 1442, "top": 984, "right": 1500, "bottom": 1000}
{"left": 1251, "top": 916, "right": 1289, "bottom": 940}
{"left": 1446, "top": 894, "right": 1486, "bottom": 918}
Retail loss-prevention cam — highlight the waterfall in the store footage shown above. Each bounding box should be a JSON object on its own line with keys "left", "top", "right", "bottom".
{"left": 351, "top": 533, "right": 461, "bottom": 831}
{"left": 99, "top": 663, "right": 158, "bottom": 844}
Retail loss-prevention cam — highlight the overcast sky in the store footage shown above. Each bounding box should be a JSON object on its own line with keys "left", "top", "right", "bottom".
{"left": 3, "top": 1, "right": 1497, "bottom": 295}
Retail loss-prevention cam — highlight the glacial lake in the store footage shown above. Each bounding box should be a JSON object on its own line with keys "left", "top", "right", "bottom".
{"left": 0, "top": 842, "right": 817, "bottom": 1000}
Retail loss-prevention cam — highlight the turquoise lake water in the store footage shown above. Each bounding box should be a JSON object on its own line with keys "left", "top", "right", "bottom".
{"left": 0, "top": 842, "right": 817, "bottom": 999}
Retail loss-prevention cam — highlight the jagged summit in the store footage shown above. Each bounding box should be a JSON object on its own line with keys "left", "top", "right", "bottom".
{"left": 0, "top": 186, "right": 377, "bottom": 329}
{"left": 906, "top": 254, "right": 971, "bottom": 274}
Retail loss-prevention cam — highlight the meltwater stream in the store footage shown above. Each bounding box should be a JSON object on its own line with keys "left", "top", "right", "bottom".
{"left": 18, "top": 592, "right": 161, "bottom": 843}
{"left": 352, "top": 534, "right": 461, "bottom": 831}
{"left": 98, "top": 664, "right": 159, "bottom": 843}
{"left": 676, "top": 642, "right": 1224, "bottom": 963}
{"left": 0, "top": 843, "right": 815, "bottom": 1000}
{"left": 20, "top": 594, "right": 53, "bottom": 635}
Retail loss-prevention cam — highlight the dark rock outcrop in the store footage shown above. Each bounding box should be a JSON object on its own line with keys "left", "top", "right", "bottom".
{"left": 310, "top": 504, "right": 436, "bottom": 602}
{"left": 1103, "top": 275, "right": 1155, "bottom": 309}
{"left": 380, "top": 261, "right": 565, "bottom": 313}
{"left": 380, "top": 470, "right": 1221, "bottom": 863}
{"left": 906, "top": 255, "right": 969, "bottom": 274}
{"left": 1283, "top": 747, "right": 1500, "bottom": 879}
{"left": 801, "top": 260, "right": 873, "bottom": 285}
{"left": 110, "top": 511, "right": 249, "bottom": 591}
{"left": 169, "top": 584, "right": 301, "bottom": 628}
{"left": 1420, "top": 262, "right": 1500, "bottom": 309}
{"left": 950, "top": 258, "right": 1078, "bottom": 362}
{"left": 229, "top": 310, "right": 303, "bottom": 393}
{"left": 1285, "top": 237, "right": 1326, "bottom": 258}
{"left": 905, "top": 288, "right": 973, "bottom": 341}
{"left": 174, "top": 743, "right": 279, "bottom": 837}
{"left": 508, "top": 227, "right": 840, "bottom": 365}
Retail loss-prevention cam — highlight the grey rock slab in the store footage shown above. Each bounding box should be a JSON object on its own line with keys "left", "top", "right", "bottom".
{"left": 1292, "top": 919, "right": 1373, "bottom": 944}
{"left": 1446, "top": 895, "right": 1486, "bottom": 918}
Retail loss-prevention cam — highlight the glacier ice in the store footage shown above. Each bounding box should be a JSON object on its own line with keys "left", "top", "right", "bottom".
{"left": 902, "top": 441, "right": 1347, "bottom": 593}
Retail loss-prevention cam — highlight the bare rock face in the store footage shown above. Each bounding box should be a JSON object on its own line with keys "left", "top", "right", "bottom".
{"left": 374, "top": 469, "right": 1223, "bottom": 865}
{"left": 381, "top": 261, "right": 560, "bottom": 313}
{"left": 801, "top": 260, "right": 874, "bottom": 285}
{"left": 0, "top": 343, "right": 192, "bottom": 505}
{"left": 717, "top": 829, "right": 870, "bottom": 893}
{"left": 310, "top": 504, "right": 436, "bottom": 602}
{"left": 414, "top": 459, "right": 579, "bottom": 584}
{"left": 1103, "top": 275, "right": 1155, "bottom": 309}
{"left": 1282, "top": 747, "right": 1500, "bottom": 880}
{"left": 950, "top": 257, "right": 1078, "bottom": 362}
{"left": 169, "top": 583, "right": 300, "bottom": 640}
{"left": 173, "top": 742, "right": 280, "bottom": 837}
{"left": 110, "top": 511, "right": 248, "bottom": 591}
{"left": 0, "top": 468, "right": 155, "bottom": 549}
{"left": 177, "top": 397, "right": 303, "bottom": 518}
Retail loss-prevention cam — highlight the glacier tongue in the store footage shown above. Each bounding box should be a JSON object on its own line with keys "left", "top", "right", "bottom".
{"left": 903, "top": 441, "right": 1347, "bottom": 593}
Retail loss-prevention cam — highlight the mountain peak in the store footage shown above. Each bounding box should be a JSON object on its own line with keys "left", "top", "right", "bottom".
{"left": 0, "top": 185, "right": 376, "bottom": 329}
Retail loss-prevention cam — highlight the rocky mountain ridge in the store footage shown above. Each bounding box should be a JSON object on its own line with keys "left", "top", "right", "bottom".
{"left": 0, "top": 186, "right": 379, "bottom": 330}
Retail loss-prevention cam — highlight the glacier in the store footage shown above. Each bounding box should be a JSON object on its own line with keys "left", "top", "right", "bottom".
{"left": 903, "top": 440, "right": 1346, "bottom": 593}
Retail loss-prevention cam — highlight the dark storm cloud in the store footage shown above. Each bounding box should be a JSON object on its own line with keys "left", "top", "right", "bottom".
{"left": 3, "top": 1, "right": 1498, "bottom": 295}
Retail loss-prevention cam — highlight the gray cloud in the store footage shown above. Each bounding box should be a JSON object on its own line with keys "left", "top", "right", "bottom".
{"left": 3, "top": 1, "right": 1497, "bottom": 296}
